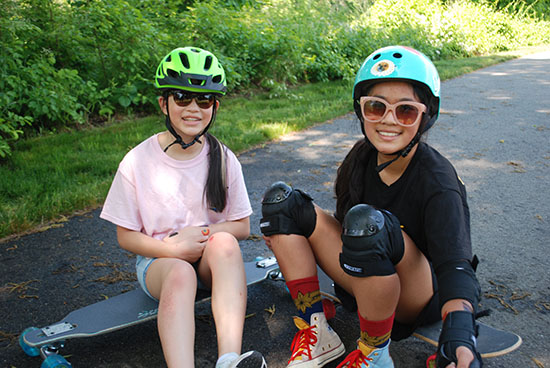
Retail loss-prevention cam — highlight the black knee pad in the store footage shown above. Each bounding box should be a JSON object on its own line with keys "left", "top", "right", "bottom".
{"left": 259, "top": 181, "right": 317, "bottom": 238}
{"left": 339, "top": 204, "right": 404, "bottom": 277}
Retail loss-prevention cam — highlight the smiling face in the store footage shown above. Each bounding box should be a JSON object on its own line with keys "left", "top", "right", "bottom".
{"left": 158, "top": 93, "right": 218, "bottom": 142}
{"left": 362, "top": 81, "right": 422, "bottom": 157}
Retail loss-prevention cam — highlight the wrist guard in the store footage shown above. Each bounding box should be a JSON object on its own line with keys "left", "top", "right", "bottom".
{"left": 436, "top": 311, "right": 483, "bottom": 368}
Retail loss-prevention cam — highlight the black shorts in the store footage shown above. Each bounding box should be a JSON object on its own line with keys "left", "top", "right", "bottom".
{"left": 391, "top": 263, "right": 441, "bottom": 341}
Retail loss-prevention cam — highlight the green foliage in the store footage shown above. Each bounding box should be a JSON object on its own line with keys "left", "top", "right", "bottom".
{"left": 466, "top": 0, "right": 550, "bottom": 19}
{"left": 1, "top": 0, "right": 549, "bottom": 158}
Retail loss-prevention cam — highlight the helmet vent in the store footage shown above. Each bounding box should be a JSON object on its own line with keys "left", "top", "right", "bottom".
{"left": 204, "top": 55, "right": 213, "bottom": 70}
{"left": 393, "top": 53, "right": 402, "bottom": 58}
{"left": 189, "top": 78, "right": 205, "bottom": 86}
{"left": 179, "top": 53, "right": 190, "bottom": 69}
{"left": 212, "top": 75, "right": 222, "bottom": 83}
{"left": 373, "top": 54, "right": 381, "bottom": 60}
{"left": 167, "top": 69, "right": 179, "bottom": 78}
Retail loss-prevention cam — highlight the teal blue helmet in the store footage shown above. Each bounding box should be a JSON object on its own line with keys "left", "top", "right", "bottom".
{"left": 353, "top": 46, "right": 440, "bottom": 133}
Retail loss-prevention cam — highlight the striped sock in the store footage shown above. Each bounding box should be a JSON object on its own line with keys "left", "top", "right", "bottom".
{"left": 358, "top": 311, "right": 395, "bottom": 348}
{"left": 286, "top": 276, "right": 324, "bottom": 322}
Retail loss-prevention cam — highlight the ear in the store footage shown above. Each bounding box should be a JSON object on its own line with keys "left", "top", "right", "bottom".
{"left": 158, "top": 95, "right": 168, "bottom": 115}
{"left": 215, "top": 99, "right": 220, "bottom": 110}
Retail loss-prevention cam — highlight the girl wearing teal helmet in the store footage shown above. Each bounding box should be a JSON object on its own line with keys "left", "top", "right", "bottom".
{"left": 260, "top": 46, "right": 481, "bottom": 368}
{"left": 101, "top": 47, "right": 266, "bottom": 368}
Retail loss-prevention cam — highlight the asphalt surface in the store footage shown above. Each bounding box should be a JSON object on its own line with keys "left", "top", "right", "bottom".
{"left": 2, "top": 51, "right": 550, "bottom": 368}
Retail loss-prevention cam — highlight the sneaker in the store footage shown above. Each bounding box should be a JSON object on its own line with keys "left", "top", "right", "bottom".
{"left": 287, "top": 312, "right": 345, "bottom": 367}
{"left": 336, "top": 340, "right": 393, "bottom": 368}
{"left": 217, "top": 350, "right": 267, "bottom": 368}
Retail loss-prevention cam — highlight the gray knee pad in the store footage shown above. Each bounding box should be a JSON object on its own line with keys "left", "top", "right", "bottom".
{"left": 339, "top": 204, "right": 404, "bottom": 277}
{"left": 259, "top": 181, "right": 316, "bottom": 238}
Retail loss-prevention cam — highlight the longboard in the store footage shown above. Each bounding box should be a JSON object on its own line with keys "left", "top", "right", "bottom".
{"left": 19, "top": 257, "right": 280, "bottom": 367}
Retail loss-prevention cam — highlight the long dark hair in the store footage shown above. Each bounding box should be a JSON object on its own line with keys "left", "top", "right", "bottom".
{"left": 161, "top": 91, "right": 228, "bottom": 213}
{"left": 334, "top": 82, "right": 434, "bottom": 223}
{"left": 204, "top": 133, "right": 227, "bottom": 212}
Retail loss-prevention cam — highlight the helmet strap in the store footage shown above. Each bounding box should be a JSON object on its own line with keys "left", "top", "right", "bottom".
{"left": 373, "top": 112, "right": 437, "bottom": 173}
{"left": 375, "top": 131, "right": 421, "bottom": 173}
{"left": 162, "top": 96, "right": 217, "bottom": 152}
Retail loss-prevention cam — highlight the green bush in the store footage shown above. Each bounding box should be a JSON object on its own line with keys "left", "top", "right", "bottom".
{"left": 1, "top": 0, "right": 549, "bottom": 158}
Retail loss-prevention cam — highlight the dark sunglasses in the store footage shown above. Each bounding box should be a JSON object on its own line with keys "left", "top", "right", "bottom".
{"left": 170, "top": 91, "right": 216, "bottom": 109}
{"left": 360, "top": 96, "right": 426, "bottom": 127}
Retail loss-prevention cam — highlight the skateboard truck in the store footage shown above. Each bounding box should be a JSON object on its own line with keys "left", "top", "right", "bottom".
{"left": 255, "top": 256, "right": 278, "bottom": 268}
{"left": 255, "top": 256, "right": 284, "bottom": 280}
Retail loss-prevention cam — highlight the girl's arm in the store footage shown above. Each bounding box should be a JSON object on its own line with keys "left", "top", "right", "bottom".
{"left": 117, "top": 226, "right": 207, "bottom": 263}
{"left": 203, "top": 217, "right": 250, "bottom": 241}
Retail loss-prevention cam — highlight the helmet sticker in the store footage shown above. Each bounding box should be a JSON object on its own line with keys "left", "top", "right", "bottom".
{"left": 370, "top": 60, "right": 395, "bottom": 77}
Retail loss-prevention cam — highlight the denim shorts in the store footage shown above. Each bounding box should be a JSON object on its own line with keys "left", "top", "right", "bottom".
{"left": 135, "top": 255, "right": 208, "bottom": 301}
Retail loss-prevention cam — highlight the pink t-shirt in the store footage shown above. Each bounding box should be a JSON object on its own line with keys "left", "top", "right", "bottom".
{"left": 100, "top": 134, "right": 252, "bottom": 240}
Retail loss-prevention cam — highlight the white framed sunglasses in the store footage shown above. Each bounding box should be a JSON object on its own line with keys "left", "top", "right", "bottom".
{"left": 359, "top": 96, "right": 427, "bottom": 127}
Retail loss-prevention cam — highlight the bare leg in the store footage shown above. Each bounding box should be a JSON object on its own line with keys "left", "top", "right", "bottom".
{"left": 394, "top": 232, "right": 434, "bottom": 323}
{"left": 146, "top": 258, "right": 197, "bottom": 368}
{"left": 271, "top": 207, "right": 433, "bottom": 322}
{"left": 197, "top": 232, "right": 247, "bottom": 357}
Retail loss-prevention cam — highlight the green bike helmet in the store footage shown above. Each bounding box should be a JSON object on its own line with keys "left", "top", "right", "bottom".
{"left": 155, "top": 47, "right": 227, "bottom": 151}
{"left": 352, "top": 46, "right": 441, "bottom": 172}
{"left": 155, "top": 47, "right": 227, "bottom": 95}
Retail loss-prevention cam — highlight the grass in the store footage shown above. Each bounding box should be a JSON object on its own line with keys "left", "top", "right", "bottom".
{"left": 0, "top": 47, "right": 546, "bottom": 240}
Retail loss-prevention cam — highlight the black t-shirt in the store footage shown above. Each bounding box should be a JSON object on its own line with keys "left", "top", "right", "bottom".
{"left": 362, "top": 142, "right": 472, "bottom": 270}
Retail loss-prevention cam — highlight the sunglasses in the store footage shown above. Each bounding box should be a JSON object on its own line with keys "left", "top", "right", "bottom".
{"left": 170, "top": 91, "right": 216, "bottom": 109}
{"left": 359, "top": 96, "right": 426, "bottom": 127}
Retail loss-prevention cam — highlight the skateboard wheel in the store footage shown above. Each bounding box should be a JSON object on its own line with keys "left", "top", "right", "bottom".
{"left": 19, "top": 327, "right": 40, "bottom": 357}
{"left": 322, "top": 298, "right": 336, "bottom": 320}
{"left": 41, "top": 354, "right": 72, "bottom": 368}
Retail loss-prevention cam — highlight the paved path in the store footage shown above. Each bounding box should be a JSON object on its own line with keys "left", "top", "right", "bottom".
{"left": 1, "top": 51, "right": 549, "bottom": 367}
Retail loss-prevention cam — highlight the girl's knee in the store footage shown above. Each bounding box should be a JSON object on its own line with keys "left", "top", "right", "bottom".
{"left": 163, "top": 260, "right": 197, "bottom": 291}
{"left": 204, "top": 231, "right": 241, "bottom": 259}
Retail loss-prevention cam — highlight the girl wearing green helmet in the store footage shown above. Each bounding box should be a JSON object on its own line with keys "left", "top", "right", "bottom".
{"left": 100, "top": 47, "right": 266, "bottom": 368}
{"left": 260, "top": 46, "right": 481, "bottom": 368}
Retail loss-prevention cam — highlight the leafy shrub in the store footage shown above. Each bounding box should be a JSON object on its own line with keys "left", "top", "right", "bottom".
{"left": 1, "top": 0, "right": 549, "bottom": 158}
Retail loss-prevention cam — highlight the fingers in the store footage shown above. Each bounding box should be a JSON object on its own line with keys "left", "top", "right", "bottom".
{"left": 455, "top": 346, "right": 474, "bottom": 368}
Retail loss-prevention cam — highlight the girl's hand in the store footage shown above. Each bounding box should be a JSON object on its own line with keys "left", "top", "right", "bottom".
{"left": 445, "top": 346, "right": 475, "bottom": 368}
{"left": 162, "top": 226, "right": 210, "bottom": 262}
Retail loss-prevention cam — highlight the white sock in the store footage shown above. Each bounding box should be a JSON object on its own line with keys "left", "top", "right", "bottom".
{"left": 215, "top": 352, "right": 239, "bottom": 368}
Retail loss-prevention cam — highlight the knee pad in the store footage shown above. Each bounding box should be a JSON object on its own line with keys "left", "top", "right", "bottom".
{"left": 339, "top": 204, "right": 404, "bottom": 277}
{"left": 259, "top": 181, "right": 317, "bottom": 238}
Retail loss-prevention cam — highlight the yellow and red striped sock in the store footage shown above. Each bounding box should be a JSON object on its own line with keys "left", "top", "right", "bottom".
{"left": 286, "top": 276, "right": 324, "bottom": 322}
{"left": 358, "top": 311, "right": 395, "bottom": 348}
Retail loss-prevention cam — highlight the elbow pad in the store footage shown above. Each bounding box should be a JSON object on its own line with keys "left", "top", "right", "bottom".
{"left": 436, "top": 257, "right": 481, "bottom": 312}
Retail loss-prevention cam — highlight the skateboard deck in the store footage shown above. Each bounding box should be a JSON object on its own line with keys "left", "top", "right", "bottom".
{"left": 413, "top": 319, "right": 522, "bottom": 358}
{"left": 20, "top": 257, "right": 280, "bottom": 366}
